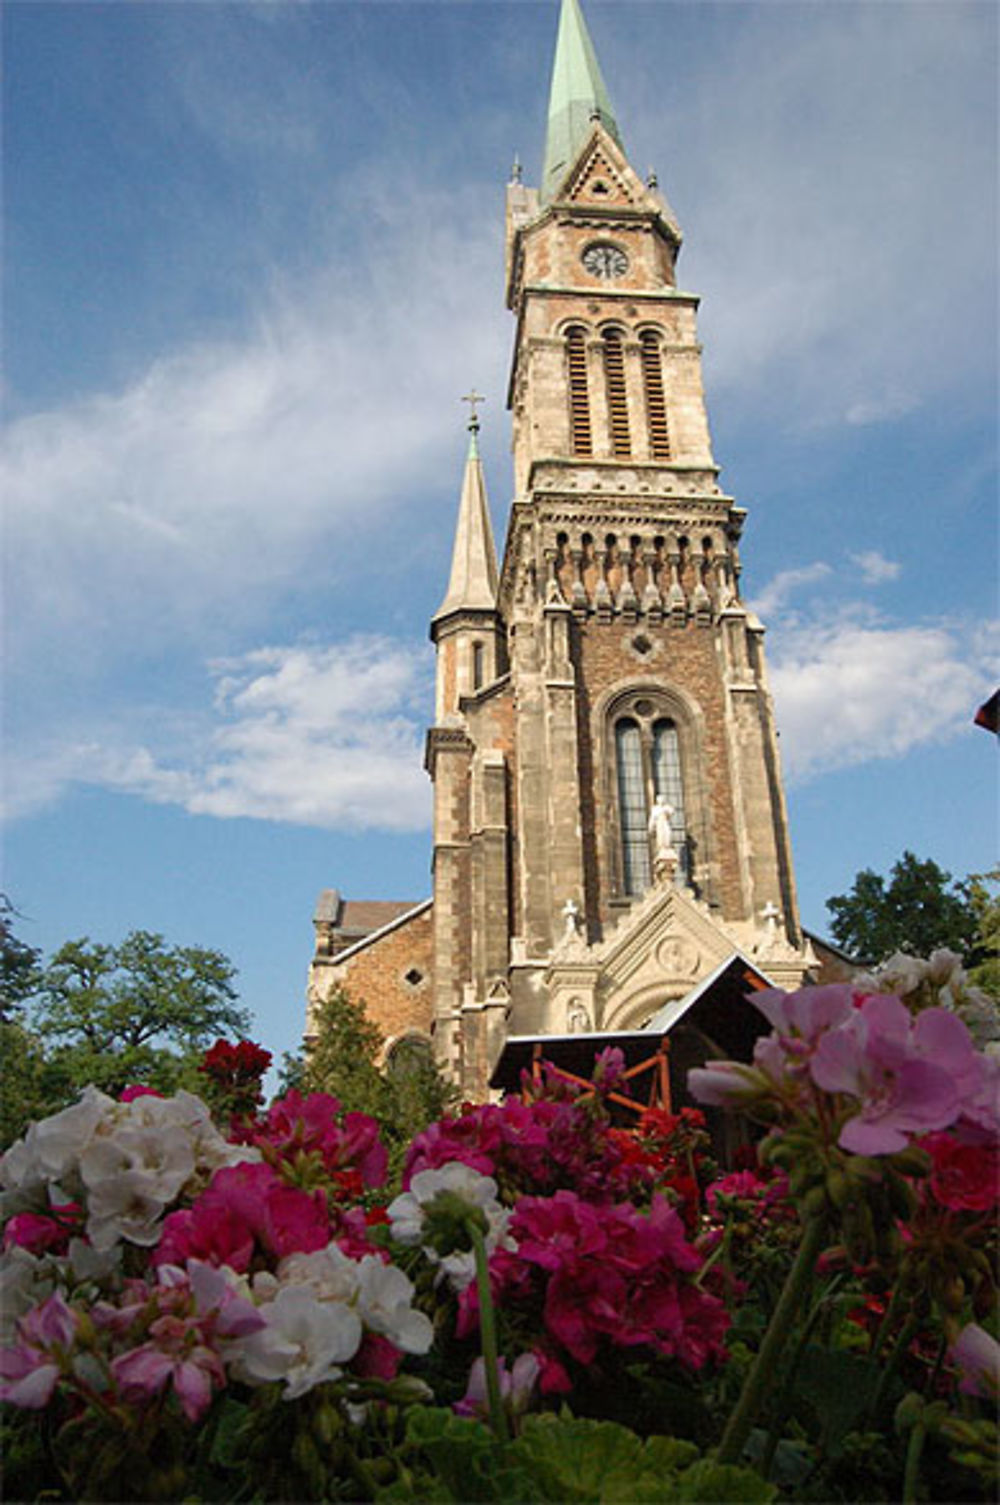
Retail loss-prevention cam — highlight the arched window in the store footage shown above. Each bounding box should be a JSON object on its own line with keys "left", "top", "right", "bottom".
{"left": 565, "top": 326, "right": 592, "bottom": 455}
{"left": 640, "top": 331, "right": 671, "bottom": 459}
{"left": 472, "top": 641, "right": 484, "bottom": 691}
{"left": 615, "top": 717, "right": 650, "bottom": 893}
{"left": 611, "top": 697, "right": 692, "bottom": 896}
{"left": 602, "top": 328, "right": 631, "bottom": 456}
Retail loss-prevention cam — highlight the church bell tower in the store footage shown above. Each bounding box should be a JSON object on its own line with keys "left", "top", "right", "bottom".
{"left": 424, "top": 0, "right": 813, "bottom": 1094}
{"left": 309, "top": 0, "right": 815, "bottom": 1098}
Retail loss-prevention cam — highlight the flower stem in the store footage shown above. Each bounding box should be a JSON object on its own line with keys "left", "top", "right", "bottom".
{"left": 716, "top": 1213, "right": 828, "bottom": 1467}
{"left": 469, "top": 1222, "right": 508, "bottom": 1442}
{"left": 902, "top": 1410, "right": 927, "bottom": 1504}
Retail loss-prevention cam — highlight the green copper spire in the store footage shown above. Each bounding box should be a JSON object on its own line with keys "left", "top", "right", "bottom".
{"left": 541, "top": 0, "right": 622, "bottom": 203}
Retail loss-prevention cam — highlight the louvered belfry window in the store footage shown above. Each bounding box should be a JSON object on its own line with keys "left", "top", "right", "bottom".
{"left": 566, "top": 326, "right": 592, "bottom": 455}
{"left": 603, "top": 329, "right": 631, "bottom": 456}
{"left": 640, "top": 331, "right": 671, "bottom": 459}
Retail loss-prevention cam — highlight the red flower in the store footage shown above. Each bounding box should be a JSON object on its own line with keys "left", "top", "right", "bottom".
{"left": 920, "top": 1132, "right": 1000, "bottom": 1212}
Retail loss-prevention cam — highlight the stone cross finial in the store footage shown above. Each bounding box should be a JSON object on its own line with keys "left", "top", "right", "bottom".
{"left": 760, "top": 900, "right": 782, "bottom": 936}
{"left": 461, "top": 389, "right": 486, "bottom": 430}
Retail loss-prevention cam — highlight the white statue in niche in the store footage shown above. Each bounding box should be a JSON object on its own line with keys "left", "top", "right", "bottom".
{"left": 561, "top": 898, "right": 581, "bottom": 938}
{"left": 567, "top": 999, "right": 591, "bottom": 1033}
{"left": 648, "top": 795, "right": 678, "bottom": 882}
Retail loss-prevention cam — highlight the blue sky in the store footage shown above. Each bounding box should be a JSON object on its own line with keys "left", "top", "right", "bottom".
{"left": 4, "top": 0, "right": 997, "bottom": 1074}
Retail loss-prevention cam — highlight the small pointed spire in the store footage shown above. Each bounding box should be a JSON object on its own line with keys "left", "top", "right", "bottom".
{"left": 542, "top": 0, "right": 623, "bottom": 203}
{"left": 433, "top": 397, "right": 499, "bottom": 623}
{"left": 510, "top": 153, "right": 523, "bottom": 184}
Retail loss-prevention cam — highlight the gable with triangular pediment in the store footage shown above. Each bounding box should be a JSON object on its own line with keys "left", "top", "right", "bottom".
{"left": 596, "top": 886, "right": 745, "bottom": 1032}
{"left": 553, "top": 127, "right": 647, "bottom": 208}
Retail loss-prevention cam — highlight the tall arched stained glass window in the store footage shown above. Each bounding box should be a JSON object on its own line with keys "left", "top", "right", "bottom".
{"left": 615, "top": 717, "right": 651, "bottom": 894}
{"left": 651, "top": 718, "right": 690, "bottom": 883}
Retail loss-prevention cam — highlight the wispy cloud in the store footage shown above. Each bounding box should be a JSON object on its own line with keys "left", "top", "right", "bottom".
{"left": 643, "top": 2, "right": 996, "bottom": 433}
{"left": 769, "top": 614, "right": 997, "bottom": 782}
{"left": 3, "top": 639, "right": 433, "bottom": 832}
{"left": 850, "top": 551, "right": 902, "bottom": 586}
{"left": 2, "top": 181, "right": 506, "bottom": 676}
{"left": 747, "top": 563, "right": 832, "bottom": 619}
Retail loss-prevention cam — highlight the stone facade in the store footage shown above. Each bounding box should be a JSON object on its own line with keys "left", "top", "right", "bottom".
{"left": 307, "top": 0, "right": 816, "bottom": 1096}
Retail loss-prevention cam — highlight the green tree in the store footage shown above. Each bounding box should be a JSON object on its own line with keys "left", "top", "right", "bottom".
{"left": 962, "top": 867, "right": 1000, "bottom": 998}
{"left": 30, "top": 930, "right": 250, "bottom": 1100}
{"left": 0, "top": 899, "right": 70, "bottom": 1147}
{"left": 303, "top": 985, "right": 455, "bottom": 1180}
{"left": 826, "top": 851, "right": 980, "bottom": 964}
{"left": 1, "top": 895, "right": 42, "bottom": 1019}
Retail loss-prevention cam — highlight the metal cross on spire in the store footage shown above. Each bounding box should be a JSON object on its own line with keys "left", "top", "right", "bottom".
{"left": 461, "top": 388, "right": 486, "bottom": 430}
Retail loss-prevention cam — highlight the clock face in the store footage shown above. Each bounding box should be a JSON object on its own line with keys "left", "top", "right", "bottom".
{"left": 582, "top": 242, "right": 629, "bottom": 279}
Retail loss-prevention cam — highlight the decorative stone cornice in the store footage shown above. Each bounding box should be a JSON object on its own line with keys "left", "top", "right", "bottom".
{"left": 423, "top": 725, "right": 474, "bottom": 776}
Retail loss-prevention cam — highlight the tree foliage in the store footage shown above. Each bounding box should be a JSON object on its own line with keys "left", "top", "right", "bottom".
{"left": 826, "top": 851, "right": 983, "bottom": 965}
{"left": 1, "top": 895, "right": 42, "bottom": 1020}
{"left": 303, "top": 985, "right": 456, "bottom": 1176}
{"left": 962, "top": 868, "right": 1000, "bottom": 998}
{"left": 28, "top": 930, "right": 250, "bottom": 1102}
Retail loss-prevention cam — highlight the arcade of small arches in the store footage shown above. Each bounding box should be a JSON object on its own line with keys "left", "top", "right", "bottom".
{"left": 549, "top": 526, "right": 740, "bottom": 620}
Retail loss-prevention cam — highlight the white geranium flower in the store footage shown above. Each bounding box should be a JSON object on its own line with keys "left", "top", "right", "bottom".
{"left": 85, "top": 1171, "right": 170, "bottom": 1250}
{"left": 355, "top": 1255, "right": 433, "bottom": 1355}
{"left": 81, "top": 1125, "right": 195, "bottom": 1205}
{"left": 275, "top": 1243, "right": 361, "bottom": 1306}
{"left": 0, "top": 1248, "right": 50, "bottom": 1343}
{"left": 233, "top": 1286, "right": 363, "bottom": 1400}
{"left": 2, "top": 1087, "right": 114, "bottom": 1192}
{"left": 387, "top": 1163, "right": 511, "bottom": 1291}
{"left": 67, "top": 1237, "right": 121, "bottom": 1286}
{"left": 387, "top": 1162, "right": 501, "bottom": 1245}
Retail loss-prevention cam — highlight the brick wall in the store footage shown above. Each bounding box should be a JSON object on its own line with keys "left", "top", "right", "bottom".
{"left": 327, "top": 908, "right": 435, "bottom": 1045}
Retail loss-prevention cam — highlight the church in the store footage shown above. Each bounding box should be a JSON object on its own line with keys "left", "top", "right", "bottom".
{"left": 307, "top": 0, "right": 824, "bottom": 1099}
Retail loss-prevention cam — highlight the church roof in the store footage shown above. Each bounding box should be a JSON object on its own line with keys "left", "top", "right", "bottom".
{"left": 541, "top": 0, "right": 623, "bottom": 203}
{"left": 432, "top": 419, "right": 498, "bottom": 624}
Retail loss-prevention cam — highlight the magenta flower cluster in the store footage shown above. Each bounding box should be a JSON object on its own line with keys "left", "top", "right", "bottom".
{"left": 456, "top": 1188, "right": 729, "bottom": 1392}
{"left": 405, "top": 1090, "right": 658, "bottom": 1205}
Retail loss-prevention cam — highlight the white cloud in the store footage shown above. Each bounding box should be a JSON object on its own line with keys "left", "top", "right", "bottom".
{"left": 747, "top": 563, "right": 832, "bottom": 619}
{"left": 850, "top": 551, "right": 902, "bottom": 586}
{"left": 1, "top": 181, "right": 507, "bottom": 679}
{"left": 769, "top": 615, "right": 998, "bottom": 782}
{"left": 640, "top": 2, "right": 996, "bottom": 432}
{"left": 3, "top": 638, "right": 434, "bottom": 833}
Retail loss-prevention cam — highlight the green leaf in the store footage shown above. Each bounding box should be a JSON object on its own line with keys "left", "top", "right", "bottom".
{"left": 207, "top": 1397, "right": 252, "bottom": 1470}
{"left": 511, "top": 1414, "right": 696, "bottom": 1502}
{"left": 792, "top": 1345, "right": 881, "bottom": 1452}
{"left": 400, "top": 1407, "right": 517, "bottom": 1502}
{"left": 675, "top": 1459, "right": 777, "bottom": 1502}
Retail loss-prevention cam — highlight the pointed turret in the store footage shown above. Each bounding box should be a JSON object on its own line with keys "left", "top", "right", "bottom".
{"left": 541, "top": 0, "right": 622, "bottom": 203}
{"left": 431, "top": 401, "right": 502, "bottom": 722}
{"left": 433, "top": 409, "right": 498, "bottom": 626}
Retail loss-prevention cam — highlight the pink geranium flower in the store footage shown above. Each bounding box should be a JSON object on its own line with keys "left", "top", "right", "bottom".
{"left": 811, "top": 997, "right": 964, "bottom": 1154}
{"left": 950, "top": 1323, "right": 1000, "bottom": 1399}
{"left": 155, "top": 1162, "right": 329, "bottom": 1271}
{"left": 112, "top": 1330, "right": 225, "bottom": 1423}
{"left": 752, "top": 984, "right": 856, "bottom": 1044}
{"left": 0, "top": 1293, "right": 77, "bottom": 1409}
